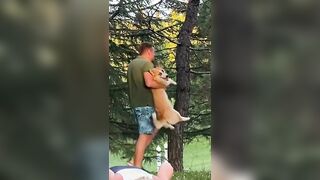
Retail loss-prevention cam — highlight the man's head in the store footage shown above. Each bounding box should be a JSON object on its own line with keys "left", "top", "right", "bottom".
{"left": 138, "top": 42, "right": 155, "bottom": 61}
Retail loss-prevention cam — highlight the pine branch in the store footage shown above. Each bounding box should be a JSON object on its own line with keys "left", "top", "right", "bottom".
{"left": 109, "top": 0, "right": 125, "bottom": 20}
{"left": 184, "top": 127, "right": 211, "bottom": 136}
{"left": 190, "top": 70, "right": 211, "bottom": 75}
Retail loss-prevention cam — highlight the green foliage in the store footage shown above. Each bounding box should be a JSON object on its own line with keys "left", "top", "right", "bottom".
{"left": 198, "top": 0, "right": 213, "bottom": 38}
{"left": 250, "top": 0, "right": 320, "bottom": 179}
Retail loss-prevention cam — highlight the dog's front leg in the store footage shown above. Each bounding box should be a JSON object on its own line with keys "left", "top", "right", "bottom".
{"left": 168, "top": 78, "right": 177, "bottom": 85}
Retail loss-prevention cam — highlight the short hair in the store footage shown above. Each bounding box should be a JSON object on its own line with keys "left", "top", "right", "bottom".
{"left": 138, "top": 42, "right": 154, "bottom": 55}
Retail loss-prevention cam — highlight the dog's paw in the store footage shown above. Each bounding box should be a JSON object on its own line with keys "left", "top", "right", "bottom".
{"left": 170, "top": 80, "right": 177, "bottom": 85}
{"left": 163, "top": 123, "right": 175, "bottom": 129}
{"left": 168, "top": 78, "right": 177, "bottom": 85}
{"left": 181, "top": 117, "right": 190, "bottom": 121}
{"left": 168, "top": 124, "right": 175, "bottom": 129}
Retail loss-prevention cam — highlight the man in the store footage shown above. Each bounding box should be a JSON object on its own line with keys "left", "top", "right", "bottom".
{"left": 127, "top": 42, "right": 165, "bottom": 168}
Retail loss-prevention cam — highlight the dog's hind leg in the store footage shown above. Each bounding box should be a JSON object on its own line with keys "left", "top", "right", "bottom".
{"left": 152, "top": 112, "right": 163, "bottom": 129}
{"left": 180, "top": 115, "right": 190, "bottom": 121}
{"left": 173, "top": 109, "right": 190, "bottom": 121}
{"left": 164, "top": 123, "right": 175, "bottom": 130}
{"left": 177, "top": 112, "right": 190, "bottom": 121}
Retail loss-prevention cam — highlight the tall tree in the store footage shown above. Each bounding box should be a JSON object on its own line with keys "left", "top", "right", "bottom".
{"left": 168, "top": 0, "right": 200, "bottom": 172}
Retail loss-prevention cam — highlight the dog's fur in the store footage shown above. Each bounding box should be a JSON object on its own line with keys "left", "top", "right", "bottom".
{"left": 149, "top": 67, "right": 190, "bottom": 129}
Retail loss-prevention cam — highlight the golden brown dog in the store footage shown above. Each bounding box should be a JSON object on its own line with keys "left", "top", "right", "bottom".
{"left": 149, "top": 67, "right": 190, "bottom": 129}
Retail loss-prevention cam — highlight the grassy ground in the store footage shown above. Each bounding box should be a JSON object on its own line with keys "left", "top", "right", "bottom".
{"left": 172, "top": 171, "right": 211, "bottom": 180}
{"left": 109, "top": 137, "right": 211, "bottom": 179}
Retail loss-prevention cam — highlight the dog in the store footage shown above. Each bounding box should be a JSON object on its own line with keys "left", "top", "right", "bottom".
{"left": 149, "top": 67, "right": 190, "bottom": 130}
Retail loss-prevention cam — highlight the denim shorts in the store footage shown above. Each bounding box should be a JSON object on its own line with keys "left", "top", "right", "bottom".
{"left": 132, "top": 106, "right": 155, "bottom": 135}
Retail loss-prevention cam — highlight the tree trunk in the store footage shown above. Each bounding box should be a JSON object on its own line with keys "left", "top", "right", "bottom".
{"left": 168, "top": 0, "right": 200, "bottom": 172}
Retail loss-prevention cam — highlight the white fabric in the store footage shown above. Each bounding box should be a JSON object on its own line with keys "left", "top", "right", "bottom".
{"left": 116, "top": 168, "right": 153, "bottom": 180}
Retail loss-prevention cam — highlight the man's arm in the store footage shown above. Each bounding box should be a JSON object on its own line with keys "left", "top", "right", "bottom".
{"left": 144, "top": 72, "right": 166, "bottom": 89}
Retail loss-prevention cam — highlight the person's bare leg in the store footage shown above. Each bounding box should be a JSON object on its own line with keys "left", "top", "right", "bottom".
{"left": 146, "top": 128, "right": 158, "bottom": 146}
{"left": 133, "top": 134, "right": 152, "bottom": 168}
{"left": 156, "top": 161, "right": 174, "bottom": 180}
{"left": 133, "top": 129, "right": 158, "bottom": 168}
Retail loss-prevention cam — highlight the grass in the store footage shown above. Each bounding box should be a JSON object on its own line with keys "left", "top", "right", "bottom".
{"left": 183, "top": 137, "right": 211, "bottom": 171}
{"left": 172, "top": 171, "right": 211, "bottom": 180}
{"left": 109, "top": 137, "right": 211, "bottom": 179}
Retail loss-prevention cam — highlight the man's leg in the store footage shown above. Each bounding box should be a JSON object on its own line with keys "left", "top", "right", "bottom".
{"left": 133, "top": 128, "right": 158, "bottom": 168}
{"left": 146, "top": 128, "right": 158, "bottom": 146}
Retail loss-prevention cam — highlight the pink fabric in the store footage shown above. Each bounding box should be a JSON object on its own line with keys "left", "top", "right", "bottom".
{"left": 109, "top": 169, "right": 123, "bottom": 180}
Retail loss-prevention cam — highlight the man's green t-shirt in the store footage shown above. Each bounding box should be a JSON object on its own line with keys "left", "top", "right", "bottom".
{"left": 127, "top": 56, "right": 154, "bottom": 108}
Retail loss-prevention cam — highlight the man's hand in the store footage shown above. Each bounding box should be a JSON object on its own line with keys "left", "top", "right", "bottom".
{"left": 144, "top": 72, "right": 166, "bottom": 88}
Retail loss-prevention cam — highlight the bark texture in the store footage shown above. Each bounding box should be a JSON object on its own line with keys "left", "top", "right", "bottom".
{"left": 168, "top": 0, "right": 200, "bottom": 172}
